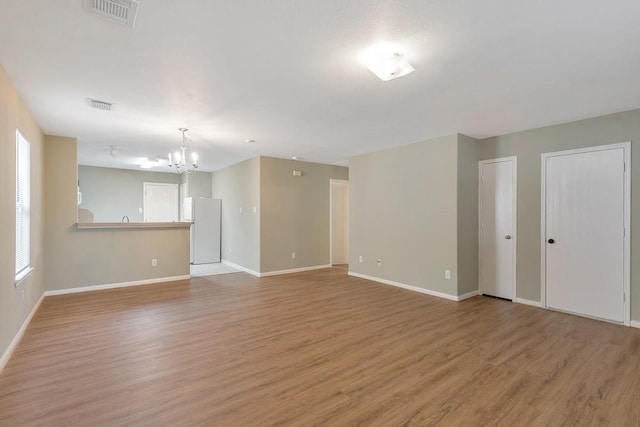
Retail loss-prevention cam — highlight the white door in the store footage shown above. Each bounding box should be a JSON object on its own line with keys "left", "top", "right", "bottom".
{"left": 543, "top": 144, "right": 628, "bottom": 323}
{"left": 479, "top": 158, "right": 516, "bottom": 300}
{"left": 143, "top": 182, "right": 179, "bottom": 222}
{"left": 330, "top": 180, "right": 349, "bottom": 265}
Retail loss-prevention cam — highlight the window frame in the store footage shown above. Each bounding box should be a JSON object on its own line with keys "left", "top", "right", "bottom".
{"left": 15, "top": 129, "right": 32, "bottom": 285}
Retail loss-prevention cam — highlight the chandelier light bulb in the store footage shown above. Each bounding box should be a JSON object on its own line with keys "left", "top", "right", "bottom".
{"left": 168, "top": 128, "right": 200, "bottom": 174}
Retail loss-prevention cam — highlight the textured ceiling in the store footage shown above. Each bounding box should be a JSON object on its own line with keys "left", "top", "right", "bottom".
{"left": 1, "top": 0, "right": 639, "bottom": 171}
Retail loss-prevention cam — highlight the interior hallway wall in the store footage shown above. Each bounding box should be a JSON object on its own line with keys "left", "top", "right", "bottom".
{"left": 457, "top": 134, "right": 480, "bottom": 296}
{"left": 44, "top": 136, "right": 190, "bottom": 292}
{"left": 211, "top": 157, "right": 261, "bottom": 273}
{"left": 479, "top": 109, "right": 640, "bottom": 320}
{"left": 0, "top": 65, "right": 45, "bottom": 363}
{"left": 349, "top": 135, "right": 462, "bottom": 297}
{"left": 260, "top": 157, "right": 348, "bottom": 273}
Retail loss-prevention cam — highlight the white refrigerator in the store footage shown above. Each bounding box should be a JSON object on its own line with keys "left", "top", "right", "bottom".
{"left": 184, "top": 197, "right": 221, "bottom": 264}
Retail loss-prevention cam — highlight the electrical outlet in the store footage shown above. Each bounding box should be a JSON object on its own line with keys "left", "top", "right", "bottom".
{"left": 21, "top": 290, "right": 25, "bottom": 302}
{"left": 253, "top": 206, "right": 257, "bottom": 214}
{"left": 138, "top": 207, "right": 142, "bottom": 213}
{"left": 292, "top": 252, "right": 296, "bottom": 260}
{"left": 377, "top": 259, "right": 382, "bottom": 266}
{"left": 239, "top": 207, "right": 243, "bottom": 213}
{"left": 445, "top": 270, "right": 451, "bottom": 279}
{"left": 152, "top": 259, "right": 158, "bottom": 267}
{"left": 359, "top": 255, "right": 363, "bottom": 263}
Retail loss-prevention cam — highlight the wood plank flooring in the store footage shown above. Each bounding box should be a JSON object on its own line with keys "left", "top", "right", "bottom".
{"left": 1, "top": 268, "right": 639, "bottom": 426}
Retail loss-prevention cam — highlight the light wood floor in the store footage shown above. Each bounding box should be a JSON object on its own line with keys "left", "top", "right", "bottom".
{"left": 1, "top": 268, "right": 639, "bottom": 426}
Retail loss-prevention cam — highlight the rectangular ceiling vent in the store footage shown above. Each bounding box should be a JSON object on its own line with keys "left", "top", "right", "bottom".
{"left": 87, "top": 98, "right": 113, "bottom": 111}
{"left": 84, "top": 0, "right": 139, "bottom": 28}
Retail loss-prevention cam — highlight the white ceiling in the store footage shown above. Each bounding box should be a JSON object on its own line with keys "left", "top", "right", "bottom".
{"left": 1, "top": 0, "right": 640, "bottom": 172}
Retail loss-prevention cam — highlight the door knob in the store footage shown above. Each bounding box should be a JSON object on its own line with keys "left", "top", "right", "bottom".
{"left": 548, "top": 238, "right": 555, "bottom": 244}
{"left": 505, "top": 235, "right": 512, "bottom": 240}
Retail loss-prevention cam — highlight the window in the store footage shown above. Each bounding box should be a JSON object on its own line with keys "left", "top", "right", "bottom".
{"left": 15, "top": 130, "right": 31, "bottom": 283}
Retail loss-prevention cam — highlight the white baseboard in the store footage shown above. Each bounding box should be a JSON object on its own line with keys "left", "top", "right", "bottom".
{"left": 348, "top": 271, "right": 473, "bottom": 302}
{"left": 221, "top": 260, "right": 331, "bottom": 278}
{"left": 259, "top": 264, "right": 331, "bottom": 277}
{"left": 221, "top": 260, "right": 260, "bottom": 277}
{"left": 458, "top": 290, "right": 480, "bottom": 301}
{"left": 0, "top": 293, "right": 45, "bottom": 374}
{"left": 515, "top": 298, "right": 542, "bottom": 308}
{"left": 43, "top": 275, "right": 191, "bottom": 296}
{"left": 631, "top": 320, "right": 640, "bottom": 329}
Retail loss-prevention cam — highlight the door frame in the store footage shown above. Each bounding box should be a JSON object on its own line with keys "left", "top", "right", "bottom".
{"left": 179, "top": 183, "right": 187, "bottom": 221}
{"left": 478, "top": 156, "right": 518, "bottom": 301}
{"left": 329, "top": 179, "right": 349, "bottom": 266}
{"left": 540, "top": 142, "right": 631, "bottom": 326}
{"left": 143, "top": 182, "right": 179, "bottom": 222}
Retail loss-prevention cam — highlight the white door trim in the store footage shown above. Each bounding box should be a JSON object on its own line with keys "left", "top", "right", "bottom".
{"left": 540, "top": 142, "right": 631, "bottom": 326}
{"left": 329, "top": 179, "right": 349, "bottom": 265}
{"left": 478, "top": 156, "right": 517, "bottom": 301}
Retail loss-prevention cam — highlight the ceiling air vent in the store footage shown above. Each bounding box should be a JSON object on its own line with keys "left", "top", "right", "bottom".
{"left": 84, "top": 0, "right": 139, "bottom": 28}
{"left": 87, "top": 98, "right": 113, "bottom": 111}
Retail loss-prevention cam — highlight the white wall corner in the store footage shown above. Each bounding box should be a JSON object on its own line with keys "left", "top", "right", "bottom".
{"left": 348, "top": 271, "right": 461, "bottom": 302}
{"left": 221, "top": 259, "right": 260, "bottom": 277}
{"left": 457, "top": 290, "right": 480, "bottom": 301}
{"left": 515, "top": 298, "right": 543, "bottom": 308}
{"left": 259, "top": 265, "right": 331, "bottom": 277}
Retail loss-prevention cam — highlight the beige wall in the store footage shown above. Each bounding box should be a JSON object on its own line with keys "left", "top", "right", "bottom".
{"left": 45, "top": 136, "right": 189, "bottom": 291}
{"left": 185, "top": 171, "right": 213, "bottom": 198}
{"left": 0, "top": 66, "right": 45, "bottom": 360}
{"left": 260, "top": 157, "right": 348, "bottom": 273}
{"left": 211, "top": 157, "right": 261, "bottom": 272}
{"left": 349, "top": 135, "right": 462, "bottom": 296}
{"left": 211, "top": 156, "right": 347, "bottom": 274}
{"left": 479, "top": 109, "right": 640, "bottom": 320}
{"left": 78, "top": 165, "right": 182, "bottom": 222}
{"left": 457, "top": 135, "right": 480, "bottom": 295}
{"left": 330, "top": 180, "right": 349, "bottom": 264}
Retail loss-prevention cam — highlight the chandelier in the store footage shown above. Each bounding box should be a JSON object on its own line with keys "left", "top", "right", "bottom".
{"left": 168, "top": 128, "right": 199, "bottom": 174}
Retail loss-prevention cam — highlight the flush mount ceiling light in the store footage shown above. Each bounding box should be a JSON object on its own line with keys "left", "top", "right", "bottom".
{"left": 168, "top": 128, "right": 199, "bottom": 174}
{"left": 363, "top": 44, "right": 415, "bottom": 81}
